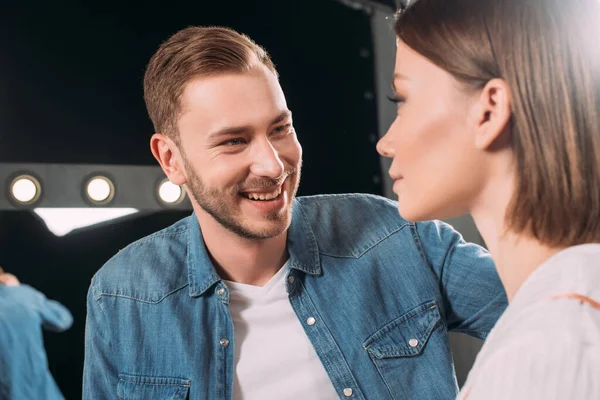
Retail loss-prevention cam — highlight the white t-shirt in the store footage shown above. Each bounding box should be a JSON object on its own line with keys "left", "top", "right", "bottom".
{"left": 224, "top": 264, "right": 339, "bottom": 400}
{"left": 458, "top": 244, "right": 600, "bottom": 400}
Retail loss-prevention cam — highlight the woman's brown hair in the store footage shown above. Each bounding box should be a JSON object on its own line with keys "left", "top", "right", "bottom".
{"left": 396, "top": 0, "right": 600, "bottom": 247}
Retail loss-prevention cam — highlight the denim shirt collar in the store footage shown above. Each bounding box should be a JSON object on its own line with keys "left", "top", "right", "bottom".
{"left": 186, "top": 214, "right": 220, "bottom": 297}
{"left": 286, "top": 199, "right": 322, "bottom": 276}
{"left": 186, "top": 199, "right": 321, "bottom": 297}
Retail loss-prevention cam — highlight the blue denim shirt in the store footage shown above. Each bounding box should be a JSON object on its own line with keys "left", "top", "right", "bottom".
{"left": 0, "top": 284, "right": 73, "bottom": 400}
{"left": 83, "top": 194, "right": 507, "bottom": 400}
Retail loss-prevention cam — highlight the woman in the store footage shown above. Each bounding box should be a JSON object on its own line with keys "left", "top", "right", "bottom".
{"left": 376, "top": 0, "right": 600, "bottom": 398}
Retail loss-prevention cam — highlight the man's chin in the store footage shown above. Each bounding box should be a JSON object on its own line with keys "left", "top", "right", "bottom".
{"left": 242, "top": 218, "right": 290, "bottom": 240}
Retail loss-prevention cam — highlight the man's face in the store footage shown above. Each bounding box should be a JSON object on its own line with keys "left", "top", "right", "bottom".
{"left": 175, "top": 65, "right": 302, "bottom": 240}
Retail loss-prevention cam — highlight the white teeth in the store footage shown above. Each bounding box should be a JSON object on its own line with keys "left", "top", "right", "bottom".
{"left": 245, "top": 187, "right": 282, "bottom": 201}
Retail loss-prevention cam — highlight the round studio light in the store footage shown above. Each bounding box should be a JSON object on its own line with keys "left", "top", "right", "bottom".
{"left": 158, "top": 179, "right": 185, "bottom": 205}
{"left": 85, "top": 176, "right": 115, "bottom": 204}
{"left": 10, "top": 174, "right": 41, "bottom": 204}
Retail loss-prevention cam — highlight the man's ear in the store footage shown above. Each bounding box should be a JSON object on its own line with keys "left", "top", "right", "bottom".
{"left": 150, "top": 133, "right": 187, "bottom": 186}
{"left": 471, "top": 78, "right": 512, "bottom": 150}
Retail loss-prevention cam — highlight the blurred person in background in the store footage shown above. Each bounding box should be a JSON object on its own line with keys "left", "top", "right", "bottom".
{"left": 0, "top": 267, "right": 73, "bottom": 400}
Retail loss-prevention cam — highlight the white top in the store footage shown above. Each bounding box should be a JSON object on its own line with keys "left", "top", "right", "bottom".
{"left": 458, "top": 244, "right": 600, "bottom": 400}
{"left": 224, "top": 263, "right": 339, "bottom": 400}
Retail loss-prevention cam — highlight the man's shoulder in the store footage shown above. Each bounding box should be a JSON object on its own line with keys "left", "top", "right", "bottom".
{"left": 90, "top": 216, "right": 192, "bottom": 303}
{"left": 297, "top": 192, "right": 395, "bottom": 208}
{"left": 295, "top": 193, "right": 414, "bottom": 258}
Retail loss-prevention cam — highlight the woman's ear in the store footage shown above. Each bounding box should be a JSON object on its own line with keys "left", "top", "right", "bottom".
{"left": 472, "top": 78, "right": 512, "bottom": 150}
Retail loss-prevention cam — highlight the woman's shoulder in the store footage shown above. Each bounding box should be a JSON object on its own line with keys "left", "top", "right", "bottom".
{"left": 464, "top": 304, "right": 600, "bottom": 399}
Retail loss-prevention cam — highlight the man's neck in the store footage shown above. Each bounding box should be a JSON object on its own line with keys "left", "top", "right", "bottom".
{"left": 195, "top": 212, "right": 289, "bottom": 287}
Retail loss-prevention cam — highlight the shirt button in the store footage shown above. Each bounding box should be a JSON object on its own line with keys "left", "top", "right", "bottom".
{"left": 288, "top": 275, "right": 295, "bottom": 284}
{"left": 343, "top": 388, "right": 353, "bottom": 397}
{"left": 219, "top": 338, "right": 230, "bottom": 347}
{"left": 217, "top": 287, "right": 225, "bottom": 296}
{"left": 409, "top": 338, "right": 419, "bottom": 348}
{"left": 306, "top": 317, "right": 316, "bottom": 326}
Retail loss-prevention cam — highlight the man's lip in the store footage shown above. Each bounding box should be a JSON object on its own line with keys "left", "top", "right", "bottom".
{"left": 240, "top": 186, "right": 281, "bottom": 194}
{"left": 239, "top": 179, "right": 286, "bottom": 194}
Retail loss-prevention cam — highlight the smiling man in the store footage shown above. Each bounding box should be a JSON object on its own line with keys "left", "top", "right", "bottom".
{"left": 82, "top": 27, "right": 507, "bottom": 400}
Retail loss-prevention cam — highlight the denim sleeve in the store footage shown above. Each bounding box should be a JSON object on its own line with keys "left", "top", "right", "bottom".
{"left": 414, "top": 221, "right": 508, "bottom": 339}
{"left": 39, "top": 297, "right": 73, "bottom": 333}
{"left": 6, "top": 284, "right": 73, "bottom": 332}
{"left": 83, "top": 282, "right": 118, "bottom": 399}
{"left": 0, "top": 286, "right": 66, "bottom": 400}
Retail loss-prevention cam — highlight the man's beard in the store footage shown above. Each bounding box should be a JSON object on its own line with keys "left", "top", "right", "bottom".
{"left": 182, "top": 156, "right": 300, "bottom": 240}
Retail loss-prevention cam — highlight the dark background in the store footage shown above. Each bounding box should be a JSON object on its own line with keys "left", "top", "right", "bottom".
{"left": 0, "top": 1, "right": 383, "bottom": 398}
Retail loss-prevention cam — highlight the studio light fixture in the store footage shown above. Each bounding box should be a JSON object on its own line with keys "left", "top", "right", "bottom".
{"left": 157, "top": 178, "right": 185, "bottom": 205}
{"left": 85, "top": 175, "right": 115, "bottom": 205}
{"left": 9, "top": 174, "right": 42, "bottom": 205}
{"left": 33, "top": 207, "right": 139, "bottom": 236}
{"left": 1, "top": 163, "right": 192, "bottom": 237}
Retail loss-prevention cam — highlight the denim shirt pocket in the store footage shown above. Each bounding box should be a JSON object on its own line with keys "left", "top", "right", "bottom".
{"left": 363, "top": 300, "right": 443, "bottom": 399}
{"left": 117, "top": 373, "right": 191, "bottom": 400}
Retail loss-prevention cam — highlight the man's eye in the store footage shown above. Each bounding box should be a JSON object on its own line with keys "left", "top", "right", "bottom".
{"left": 223, "top": 138, "right": 246, "bottom": 146}
{"left": 273, "top": 124, "right": 292, "bottom": 134}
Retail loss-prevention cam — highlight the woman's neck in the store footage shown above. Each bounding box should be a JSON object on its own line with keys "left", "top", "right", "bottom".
{"left": 470, "top": 173, "right": 564, "bottom": 301}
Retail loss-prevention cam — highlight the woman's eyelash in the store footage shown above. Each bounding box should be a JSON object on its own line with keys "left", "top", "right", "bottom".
{"left": 387, "top": 94, "right": 405, "bottom": 104}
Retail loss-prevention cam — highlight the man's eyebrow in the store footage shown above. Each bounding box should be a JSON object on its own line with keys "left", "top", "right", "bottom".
{"left": 207, "top": 110, "right": 293, "bottom": 139}
{"left": 271, "top": 110, "right": 292, "bottom": 125}
{"left": 208, "top": 125, "right": 251, "bottom": 139}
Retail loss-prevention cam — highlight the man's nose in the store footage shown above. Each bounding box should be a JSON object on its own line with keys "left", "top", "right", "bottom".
{"left": 249, "top": 138, "right": 285, "bottom": 179}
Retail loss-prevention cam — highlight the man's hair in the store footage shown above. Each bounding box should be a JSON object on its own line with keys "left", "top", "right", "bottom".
{"left": 395, "top": 0, "right": 600, "bottom": 247}
{"left": 143, "top": 26, "right": 278, "bottom": 139}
